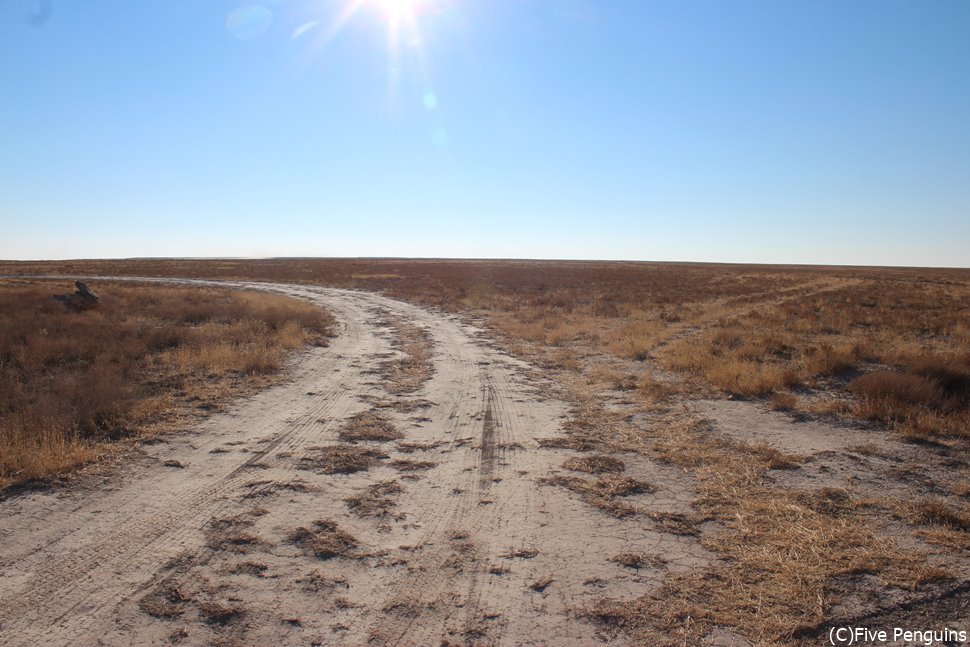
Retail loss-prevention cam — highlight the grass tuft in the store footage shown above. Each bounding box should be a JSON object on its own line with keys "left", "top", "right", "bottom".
{"left": 345, "top": 481, "right": 404, "bottom": 518}
{"left": 288, "top": 519, "right": 360, "bottom": 559}
{"left": 337, "top": 411, "right": 403, "bottom": 443}
{"left": 298, "top": 444, "right": 388, "bottom": 474}
{"left": 562, "top": 454, "right": 625, "bottom": 474}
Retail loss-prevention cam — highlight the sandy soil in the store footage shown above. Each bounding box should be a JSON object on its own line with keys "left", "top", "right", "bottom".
{"left": 0, "top": 281, "right": 711, "bottom": 646}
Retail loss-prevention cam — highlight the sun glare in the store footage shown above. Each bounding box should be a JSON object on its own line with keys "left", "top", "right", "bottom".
{"left": 377, "top": 0, "right": 419, "bottom": 20}
{"left": 292, "top": 0, "right": 453, "bottom": 119}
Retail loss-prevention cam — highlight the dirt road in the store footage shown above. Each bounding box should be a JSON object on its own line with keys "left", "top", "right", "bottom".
{"left": 0, "top": 281, "right": 707, "bottom": 646}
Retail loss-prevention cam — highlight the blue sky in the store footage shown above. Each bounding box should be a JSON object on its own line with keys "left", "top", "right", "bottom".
{"left": 2, "top": 0, "right": 968, "bottom": 266}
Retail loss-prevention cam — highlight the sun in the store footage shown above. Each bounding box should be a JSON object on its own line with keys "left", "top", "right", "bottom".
{"left": 294, "top": 0, "right": 453, "bottom": 113}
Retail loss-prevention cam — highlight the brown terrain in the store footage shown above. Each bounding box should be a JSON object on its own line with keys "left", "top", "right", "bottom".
{"left": 1, "top": 259, "right": 968, "bottom": 646}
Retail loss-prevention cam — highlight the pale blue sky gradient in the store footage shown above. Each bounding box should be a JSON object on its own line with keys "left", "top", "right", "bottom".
{"left": 2, "top": 0, "right": 969, "bottom": 266}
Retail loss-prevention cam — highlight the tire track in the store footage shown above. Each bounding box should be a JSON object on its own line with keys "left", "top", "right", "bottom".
{"left": 0, "top": 280, "right": 388, "bottom": 646}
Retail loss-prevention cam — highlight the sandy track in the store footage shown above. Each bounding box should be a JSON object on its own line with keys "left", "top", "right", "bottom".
{"left": 0, "top": 280, "right": 705, "bottom": 646}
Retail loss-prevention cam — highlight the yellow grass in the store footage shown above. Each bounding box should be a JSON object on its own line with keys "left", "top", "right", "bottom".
{"left": 0, "top": 282, "right": 334, "bottom": 489}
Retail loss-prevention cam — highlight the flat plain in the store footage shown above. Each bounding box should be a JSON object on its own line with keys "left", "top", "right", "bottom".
{"left": 1, "top": 259, "right": 968, "bottom": 646}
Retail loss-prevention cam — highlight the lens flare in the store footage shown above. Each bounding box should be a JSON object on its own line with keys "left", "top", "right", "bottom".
{"left": 292, "top": 0, "right": 456, "bottom": 120}
{"left": 226, "top": 4, "right": 273, "bottom": 40}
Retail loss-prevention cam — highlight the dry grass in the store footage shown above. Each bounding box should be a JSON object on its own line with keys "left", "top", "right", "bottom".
{"left": 529, "top": 577, "right": 554, "bottom": 592}
{"left": 139, "top": 582, "right": 193, "bottom": 619}
{"left": 375, "top": 312, "right": 434, "bottom": 395}
{"left": 197, "top": 600, "right": 246, "bottom": 626}
{"left": 851, "top": 360, "right": 970, "bottom": 441}
{"left": 540, "top": 474, "right": 653, "bottom": 517}
{"left": 912, "top": 498, "right": 970, "bottom": 532}
{"left": 648, "top": 511, "right": 702, "bottom": 536}
{"left": 747, "top": 444, "right": 803, "bottom": 470}
{"left": 658, "top": 280, "right": 970, "bottom": 438}
{"left": 344, "top": 480, "right": 404, "bottom": 518}
{"left": 298, "top": 444, "right": 388, "bottom": 474}
{"left": 288, "top": 519, "right": 360, "bottom": 560}
{"left": 795, "top": 488, "right": 853, "bottom": 516}
{"left": 589, "top": 502, "right": 943, "bottom": 643}
{"left": 8, "top": 260, "right": 966, "bottom": 435}
{"left": 337, "top": 411, "right": 403, "bottom": 443}
{"left": 770, "top": 391, "right": 797, "bottom": 411}
{"left": 395, "top": 440, "right": 443, "bottom": 453}
{"left": 590, "top": 413, "right": 947, "bottom": 643}
{"left": 609, "top": 553, "right": 667, "bottom": 569}
{"left": 389, "top": 458, "right": 437, "bottom": 472}
{"left": 0, "top": 280, "right": 334, "bottom": 490}
{"left": 227, "top": 561, "right": 268, "bottom": 577}
{"left": 138, "top": 580, "right": 245, "bottom": 627}
{"left": 562, "top": 455, "right": 625, "bottom": 474}
{"left": 205, "top": 514, "right": 263, "bottom": 553}
{"left": 535, "top": 399, "right": 952, "bottom": 642}
{"left": 538, "top": 395, "right": 638, "bottom": 453}
{"left": 499, "top": 547, "right": 539, "bottom": 559}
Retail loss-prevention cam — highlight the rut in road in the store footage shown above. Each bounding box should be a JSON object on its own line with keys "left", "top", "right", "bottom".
{"left": 0, "top": 281, "right": 707, "bottom": 646}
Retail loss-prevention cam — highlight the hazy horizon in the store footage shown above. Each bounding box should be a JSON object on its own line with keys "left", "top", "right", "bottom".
{"left": 3, "top": 1, "right": 969, "bottom": 266}
{"left": 4, "top": 255, "right": 970, "bottom": 272}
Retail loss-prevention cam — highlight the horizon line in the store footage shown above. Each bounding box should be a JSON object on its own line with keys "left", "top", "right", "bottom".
{"left": 1, "top": 256, "right": 968, "bottom": 272}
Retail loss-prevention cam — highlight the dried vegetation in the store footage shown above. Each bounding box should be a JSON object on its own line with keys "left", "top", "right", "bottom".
{"left": 0, "top": 280, "right": 333, "bottom": 489}
{"left": 12, "top": 259, "right": 965, "bottom": 440}
{"left": 344, "top": 480, "right": 404, "bottom": 518}
{"left": 540, "top": 474, "right": 653, "bottom": 518}
{"left": 562, "top": 454, "right": 625, "bottom": 474}
{"left": 374, "top": 311, "right": 434, "bottom": 395}
{"left": 288, "top": 519, "right": 360, "bottom": 560}
{"left": 337, "top": 411, "right": 403, "bottom": 443}
{"left": 298, "top": 444, "right": 388, "bottom": 474}
{"left": 138, "top": 578, "right": 245, "bottom": 627}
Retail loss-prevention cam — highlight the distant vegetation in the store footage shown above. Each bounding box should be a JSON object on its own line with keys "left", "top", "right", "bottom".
{"left": 0, "top": 259, "right": 970, "bottom": 460}
{"left": 3, "top": 258, "right": 967, "bottom": 457}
